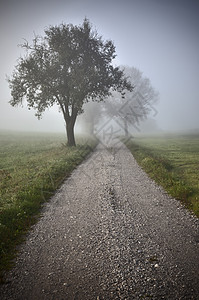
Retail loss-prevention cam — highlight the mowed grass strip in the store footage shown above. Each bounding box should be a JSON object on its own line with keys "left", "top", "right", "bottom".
{"left": 125, "top": 133, "right": 199, "bottom": 217}
{"left": 0, "top": 131, "right": 97, "bottom": 281}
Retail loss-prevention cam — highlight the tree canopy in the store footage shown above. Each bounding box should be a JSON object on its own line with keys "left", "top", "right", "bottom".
{"left": 104, "top": 66, "right": 159, "bottom": 136}
{"left": 8, "top": 19, "right": 132, "bottom": 146}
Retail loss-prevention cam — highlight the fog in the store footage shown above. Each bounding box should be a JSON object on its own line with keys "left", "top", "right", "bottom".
{"left": 0, "top": 0, "right": 199, "bottom": 134}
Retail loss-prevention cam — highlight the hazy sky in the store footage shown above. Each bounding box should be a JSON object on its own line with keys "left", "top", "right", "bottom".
{"left": 0, "top": 0, "right": 199, "bottom": 132}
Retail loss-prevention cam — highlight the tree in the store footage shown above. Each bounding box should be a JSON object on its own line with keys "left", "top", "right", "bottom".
{"left": 77, "top": 101, "right": 103, "bottom": 135}
{"left": 8, "top": 19, "right": 132, "bottom": 146}
{"left": 104, "top": 66, "right": 159, "bottom": 136}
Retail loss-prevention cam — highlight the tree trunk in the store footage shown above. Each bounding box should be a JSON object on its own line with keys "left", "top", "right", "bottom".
{"left": 124, "top": 119, "right": 129, "bottom": 137}
{"left": 89, "top": 120, "right": 95, "bottom": 136}
{"left": 66, "top": 121, "right": 76, "bottom": 147}
{"left": 63, "top": 105, "right": 78, "bottom": 147}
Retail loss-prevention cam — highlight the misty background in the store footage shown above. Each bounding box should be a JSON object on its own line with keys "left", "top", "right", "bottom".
{"left": 0, "top": 0, "right": 199, "bottom": 134}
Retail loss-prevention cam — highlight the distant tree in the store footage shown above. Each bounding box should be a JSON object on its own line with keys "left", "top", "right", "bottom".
{"left": 8, "top": 19, "right": 132, "bottom": 146}
{"left": 77, "top": 101, "right": 102, "bottom": 135}
{"left": 104, "top": 66, "right": 159, "bottom": 136}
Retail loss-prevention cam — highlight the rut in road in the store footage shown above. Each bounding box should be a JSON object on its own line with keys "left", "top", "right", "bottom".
{"left": 1, "top": 141, "right": 199, "bottom": 299}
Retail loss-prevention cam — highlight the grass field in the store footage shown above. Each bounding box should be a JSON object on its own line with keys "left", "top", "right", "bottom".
{"left": 0, "top": 131, "right": 97, "bottom": 281}
{"left": 125, "top": 133, "right": 199, "bottom": 217}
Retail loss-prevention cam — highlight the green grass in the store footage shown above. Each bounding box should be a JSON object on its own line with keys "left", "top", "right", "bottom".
{"left": 0, "top": 131, "right": 97, "bottom": 281}
{"left": 125, "top": 133, "right": 199, "bottom": 217}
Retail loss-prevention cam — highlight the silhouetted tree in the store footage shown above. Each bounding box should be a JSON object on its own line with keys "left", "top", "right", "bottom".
{"left": 104, "top": 66, "right": 159, "bottom": 136}
{"left": 78, "top": 101, "right": 103, "bottom": 135}
{"left": 8, "top": 19, "right": 132, "bottom": 146}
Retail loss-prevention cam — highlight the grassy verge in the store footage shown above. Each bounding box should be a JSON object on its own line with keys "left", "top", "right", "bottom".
{"left": 124, "top": 133, "right": 199, "bottom": 217}
{"left": 0, "top": 131, "right": 97, "bottom": 281}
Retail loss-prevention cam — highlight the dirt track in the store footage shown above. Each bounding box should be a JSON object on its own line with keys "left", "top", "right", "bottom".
{"left": 1, "top": 141, "right": 199, "bottom": 299}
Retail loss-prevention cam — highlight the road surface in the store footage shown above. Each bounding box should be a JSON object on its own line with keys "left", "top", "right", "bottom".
{"left": 1, "top": 141, "right": 199, "bottom": 299}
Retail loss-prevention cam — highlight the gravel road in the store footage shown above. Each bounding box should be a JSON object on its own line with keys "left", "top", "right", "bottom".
{"left": 1, "top": 140, "right": 199, "bottom": 299}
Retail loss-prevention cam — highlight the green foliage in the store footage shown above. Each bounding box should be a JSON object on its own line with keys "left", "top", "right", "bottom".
{"left": 0, "top": 131, "right": 97, "bottom": 281}
{"left": 8, "top": 19, "right": 132, "bottom": 146}
{"left": 125, "top": 134, "right": 199, "bottom": 217}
